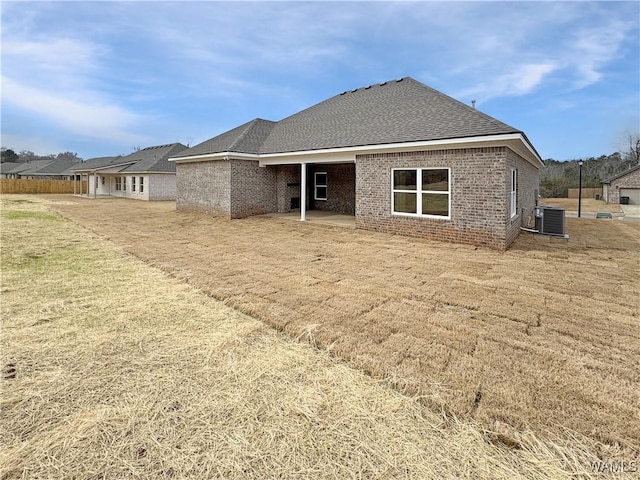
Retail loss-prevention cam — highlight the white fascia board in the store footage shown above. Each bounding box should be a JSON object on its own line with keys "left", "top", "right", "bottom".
{"left": 169, "top": 152, "right": 260, "bottom": 163}
{"left": 259, "top": 133, "right": 544, "bottom": 168}
{"left": 119, "top": 171, "right": 174, "bottom": 175}
{"left": 259, "top": 151, "right": 356, "bottom": 166}
{"left": 73, "top": 162, "right": 136, "bottom": 173}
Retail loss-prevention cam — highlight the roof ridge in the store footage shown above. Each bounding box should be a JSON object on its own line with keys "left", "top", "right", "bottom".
{"left": 140, "top": 142, "right": 183, "bottom": 152}
{"left": 228, "top": 118, "right": 268, "bottom": 151}
{"left": 409, "top": 79, "right": 519, "bottom": 132}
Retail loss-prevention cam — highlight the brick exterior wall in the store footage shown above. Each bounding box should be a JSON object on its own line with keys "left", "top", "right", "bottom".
{"left": 604, "top": 167, "right": 640, "bottom": 204}
{"left": 275, "top": 165, "right": 301, "bottom": 212}
{"left": 148, "top": 174, "right": 177, "bottom": 201}
{"left": 176, "top": 159, "right": 278, "bottom": 218}
{"left": 355, "top": 147, "right": 539, "bottom": 249}
{"left": 309, "top": 163, "right": 355, "bottom": 215}
{"left": 176, "top": 160, "right": 231, "bottom": 214}
{"left": 505, "top": 149, "right": 540, "bottom": 246}
{"left": 229, "top": 160, "right": 277, "bottom": 218}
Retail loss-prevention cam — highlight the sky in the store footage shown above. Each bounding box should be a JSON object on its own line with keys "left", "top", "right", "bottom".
{"left": 1, "top": 1, "right": 638, "bottom": 161}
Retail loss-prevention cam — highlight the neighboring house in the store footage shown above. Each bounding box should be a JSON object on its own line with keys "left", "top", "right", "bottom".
{"left": 170, "top": 77, "right": 543, "bottom": 249}
{"left": 2, "top": 160, "right": 56, "bottom": 179}
{"left": 0, "top": 162, "right": 21, "bottom": 178}
{"left": 23, "top": 159, "right": 79, "bottom": 180}
{"left": 72, "top": 143, "right": 188, "bottom": 200}
{"left": 602, "top": 165, "right": 640, "bottom": 205}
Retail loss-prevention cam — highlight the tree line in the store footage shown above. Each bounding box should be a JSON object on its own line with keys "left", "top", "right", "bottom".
{"left": 540, "top": 152, "right": 636, "bottom": 197}
{"left": 540, "top": 134, "right": 640, "bottom": 197}
{"left": 1, "top": 148, "right": 83, "bottom": 164}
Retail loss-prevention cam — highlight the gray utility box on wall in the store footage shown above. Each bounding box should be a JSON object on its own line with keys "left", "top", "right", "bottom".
{"left": 535, "top": 206, "right": 566, "bottom": 237}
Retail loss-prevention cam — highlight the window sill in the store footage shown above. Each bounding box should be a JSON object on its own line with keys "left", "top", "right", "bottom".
{"left": 392, "top": 212, "right": 451, "bottom": 221}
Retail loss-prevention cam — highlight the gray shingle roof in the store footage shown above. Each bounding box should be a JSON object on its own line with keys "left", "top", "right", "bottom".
{"left": 177, "top": 119, "right": 276, "bottom": 158}
{"left": 29, "top": 159, "right": 80, "bottom": 175}
{"left": 260, "top": 77, "right": 519, "bottom": 154}
{"left": 4, "top": 160, "right": 55, "bottom": 175}
{"left": 174, "top": 77, "right": 522, "bottom": 159}
{"left": 0, "top": 162, "right": 21, "bottom": 174}
{"left": 120, "top": 143, "right": 188, "bottom": 173}
{"left": 73, "top": 144, "right": 188, "bottom": 174}
{"left": 73, "top": 156, "right": 125, "bottom": 172}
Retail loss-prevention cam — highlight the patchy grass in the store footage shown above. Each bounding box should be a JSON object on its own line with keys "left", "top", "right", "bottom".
{"left": 43, "top": 195, "right": 640, "bottom": 461}
{"left": 0, "top": 194, "right": 607, "bottom": 479}
{"left": 1, "top": 210, "right": 60, "bottom": 221}
{"left": 3, "top": 194, "right": 638, "bottom": 477}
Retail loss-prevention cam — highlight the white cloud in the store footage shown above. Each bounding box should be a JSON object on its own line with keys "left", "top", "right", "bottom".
{"left": 436, "top": 3, "right": 637, "bottom": 101}
{"left": 2, "top": 76, "right": 148, "bottom": 145}
{"left": 1, "top": 32, "right": 150, "bottom": 146}
{"left": 2, "top": 38, "right": 98, "bottom": 81}
{"left": 457, "top": 63, "right": 557, "bottom": 100}
{"left": 569, "top": 22, "right": 632, "bottom": 88}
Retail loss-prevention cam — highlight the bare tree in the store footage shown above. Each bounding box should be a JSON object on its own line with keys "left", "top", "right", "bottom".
{"left": 625, "top": 131, "right": 640, "bottom": 164}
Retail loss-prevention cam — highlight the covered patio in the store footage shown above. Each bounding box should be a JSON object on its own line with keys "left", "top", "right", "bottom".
{"left": 265, "top": 209, "right": 355, "bottom": 228}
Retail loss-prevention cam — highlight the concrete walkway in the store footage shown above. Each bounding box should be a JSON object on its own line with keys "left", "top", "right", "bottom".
{"left": 621, "top": 204, "right": 640, "bottom": 217}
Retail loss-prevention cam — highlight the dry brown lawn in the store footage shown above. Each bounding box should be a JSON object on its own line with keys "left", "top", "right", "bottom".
{"left": 541, "top": 197, "right": 625, "bottom": 215}
{"left": 2, "top": 194, "right": 639, "bottom": 477}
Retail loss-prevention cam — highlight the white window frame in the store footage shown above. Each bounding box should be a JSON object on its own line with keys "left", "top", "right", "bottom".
{"left": 391, "top": 167, "right": 451, "bottom": 219}
{"left": 132, "top": 176, "right": 136, "bottom": 192}
{"left": 114, "top": 177, "right": 122, "bottom": 191}
{"left": 123, "top": 176, "right": 127, "bottom": 192}
{"left": 510, "top": 169, "right": 518, "bottom": 218}
{"left": 314, "top": 171, "right": 327, "bottom": 201}
{"left": 139, "top": 176, "right": 144, "bottom": 193}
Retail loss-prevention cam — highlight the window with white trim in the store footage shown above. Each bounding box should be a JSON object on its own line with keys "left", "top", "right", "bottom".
{"left": 139, "top": 176, "right": 144, "bottom": 193}
{"left": 132, "top": 176, "right": 136, "bottom": 192}
{"left": 392, "top": 168, "right": 450, "bottom": 218}
{"left": 123, "top": 176, "right": 127, "bottom": 192}
{"left": 314, "top": 172, "right": 327, "bottom": 200}
{"left": 115, "top": 177, "right": 122, "bottom": 191}
{"left": 510, "top": 169, "right": 518, "bottom": 218}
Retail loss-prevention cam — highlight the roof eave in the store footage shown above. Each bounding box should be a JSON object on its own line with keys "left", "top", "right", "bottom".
{"left": 73, "top": 161, "right": 137, "bottom": 173}
{"left": 169, "top": 152, "right": 261, "bottom": 163}
{"left": 258, "top": 133, "right": 544, "bottom": 168}
{"left": 168, "top": 134, "right": 543, "bottom": 169}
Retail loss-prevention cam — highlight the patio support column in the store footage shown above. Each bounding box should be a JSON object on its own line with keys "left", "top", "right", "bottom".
{"left": 300, "top": 162, "right": 306, "bottom": 221}
{"left": 73, "top": 175, "right": 76, "bottom": 195}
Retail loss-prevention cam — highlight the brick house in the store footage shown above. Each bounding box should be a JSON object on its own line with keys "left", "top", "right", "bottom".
{"left": 602, "top": 165, "right": 640, "bottom": 205}
{"left": 73, "top": 143, "right": 187, "bottom": 200}
{"left": 171, "top": 77, "right": 543, "bottom": 249}
{"left": 2, "top": 159, "right": 77, "bottom": 179}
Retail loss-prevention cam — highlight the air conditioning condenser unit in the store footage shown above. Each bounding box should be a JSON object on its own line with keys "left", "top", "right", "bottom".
{"left": 535, "top": 206, "right": 567, "bottom": 237}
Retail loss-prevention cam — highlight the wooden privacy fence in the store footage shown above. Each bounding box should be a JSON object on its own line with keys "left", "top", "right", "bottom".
{"left": 567, "top": 187, "right": 603, "bottom": 199}
{"left": 0, "top": 179, "right": 80, "bottom": 194}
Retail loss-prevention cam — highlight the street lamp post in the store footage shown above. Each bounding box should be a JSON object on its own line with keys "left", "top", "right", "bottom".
{"left": 578, "top": 160, "right": 584, "bottom": 218}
